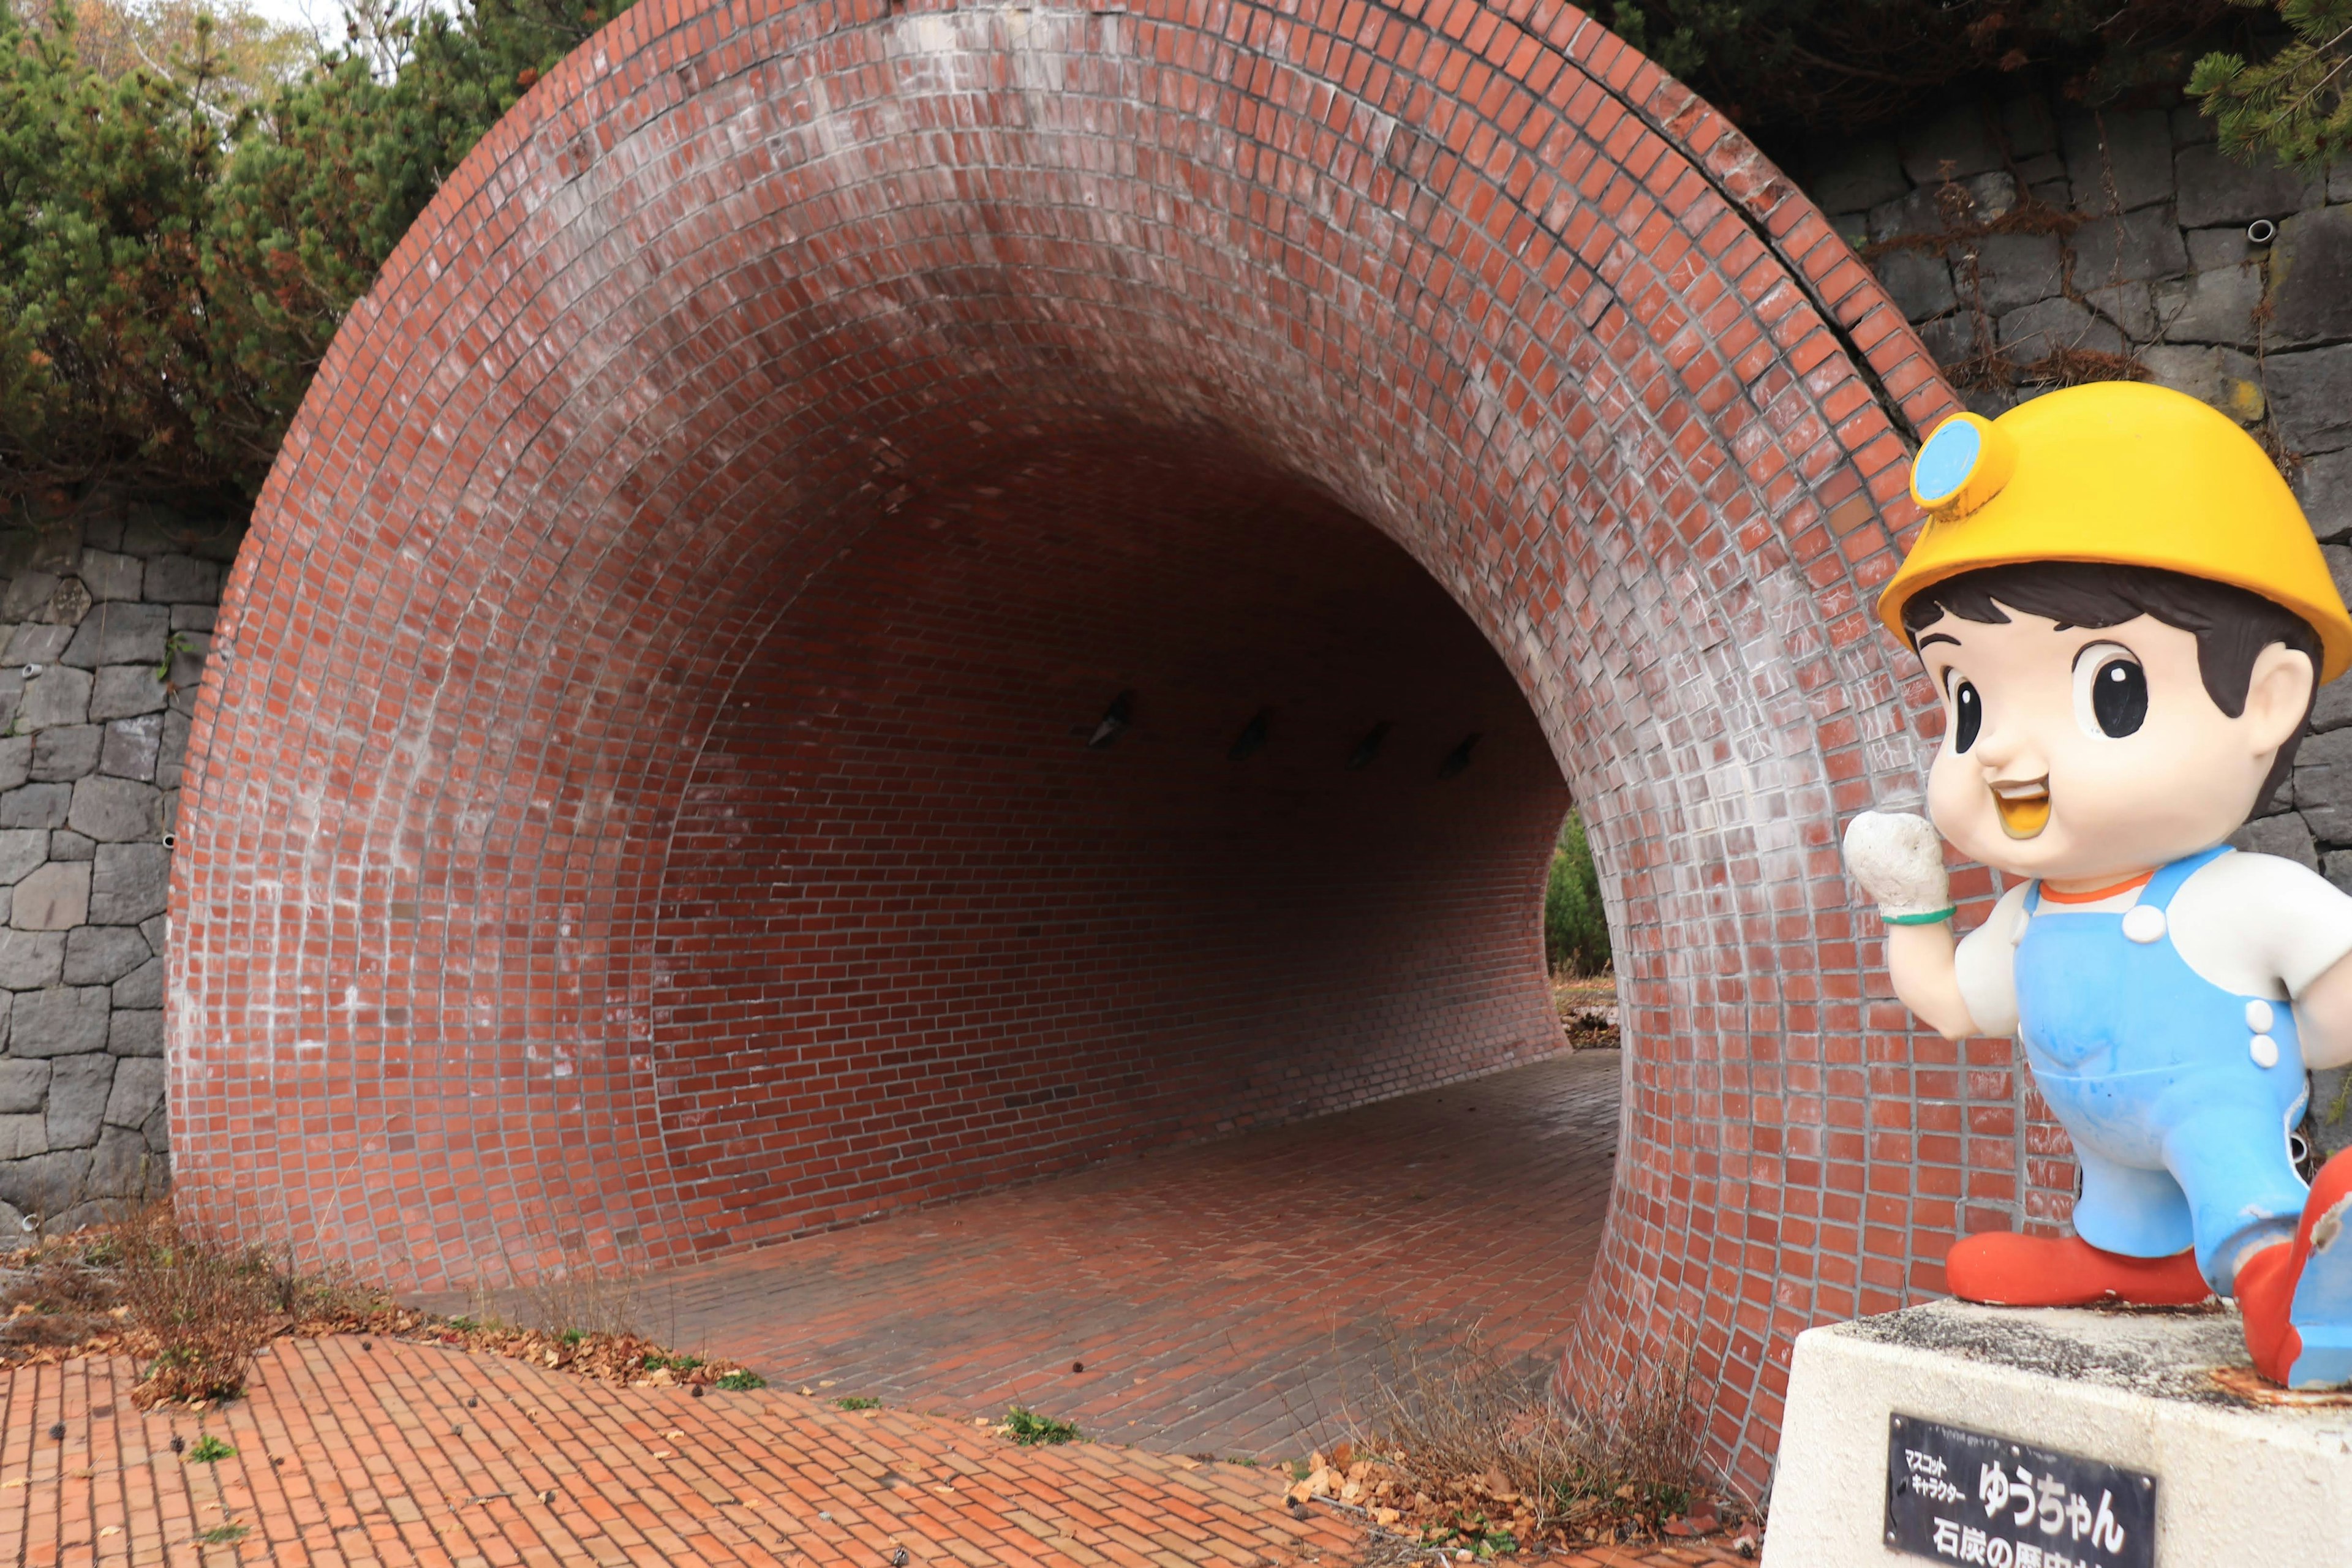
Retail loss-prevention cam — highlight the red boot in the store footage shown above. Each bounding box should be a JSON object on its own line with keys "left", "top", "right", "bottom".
{"left": 2236, "top": 1147, "right": 2352, "bottom": 1388}
{"left": 1945, "top": 1232, "right": 2211, "bottom": 1307}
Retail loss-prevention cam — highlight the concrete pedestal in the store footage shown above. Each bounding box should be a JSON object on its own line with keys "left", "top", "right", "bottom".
{"left": 1762, "top": 1300, "right": 2352, "bottom": 1567}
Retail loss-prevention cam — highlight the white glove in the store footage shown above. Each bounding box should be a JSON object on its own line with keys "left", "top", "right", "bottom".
{"left": 1842, "top": 810, "right": 1953, "bottom": 921}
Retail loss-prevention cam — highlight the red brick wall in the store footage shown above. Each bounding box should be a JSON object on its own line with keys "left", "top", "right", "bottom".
{"left": 172, "top": 0, "right": 1969, "bottom": 1486}
{"left": 653, "top": 440, "right": 1568, "bottom": 1249}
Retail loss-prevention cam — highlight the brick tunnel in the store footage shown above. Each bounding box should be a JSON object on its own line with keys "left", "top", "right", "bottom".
{"left": 172, "top": 0, "right": 1973, "bottom": 1485}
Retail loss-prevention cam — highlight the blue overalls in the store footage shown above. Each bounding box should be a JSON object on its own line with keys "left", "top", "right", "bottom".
{"left": 2016, "top": 846, "right": 2311, "bottom": 1295}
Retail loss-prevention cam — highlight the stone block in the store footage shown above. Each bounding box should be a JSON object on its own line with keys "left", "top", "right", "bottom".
{"left": 36, "top": 578, "right": 88, "bottom": 627}
{"left": 2139, "top": 344, "right": 2265, "bottom": 425}
{"left": 75, "top": 550, "right": 141, "bottom": 602}
{"left": 88, "top": 665, "right": 166, "bottom": 722}
{"left": 2296, "top": 445, "right": 2352, "bottom": 543}
{"left": 1999, "top": 96, "right": 2058, "bottom": 158}
{"left": 2176, "top": 141, "right": 2321, "bottom": 226}
{"left": 102, "top": 1057, "right": 162, "bottom": 1129}
{"left": 2297, "top": 725, "right": 2352, "bottom": 840}
{"left": 88, "top": 1125, "right": 150, "bottom": 1198}
{"left": 0, "top": 1115, "right": 48, "bottom": 1161}
{"left": 143, "top": 556, "right": 219, "bottom": 604}
{"left": 48, "top": 830, "right": 90, "bottom": 862}
{"left": 91, "top": 846, "right": 167, "bottom": 926}
{"left": 28, "top": 725, "right": 99, "bottom": 783}
{"left": 1997, "top": 295, "right": 2122, "bottom": 364}
{"left": 1899, "top": 102, "right": 2005, "bottom": 184}
{"left": 2231, "top": 810, "right": 2318, "bottom": 870}
{"left": 2163, "top": 257, "right": 2261, "bottom": 350}
{"left": 1973, "top": 232, "right": 2064, "bottom": 311}
{"left": 1916, "top": 311, "right": 1983, "bottom": 367}
{"left": 62, "top": 926, "right": 148, "bottom": 986}
{"left": 66, "top": 777, "right": 157, "bottom": 843}
{"left": 138, "top": 914, "right": 165, "bottom": 954}
{"left": 43, "top": 1053, "right": 112, "bottom": 1148}
{"left": 1869, "top": 172, "right": 2015, "bottom": 243}
{"left": 1801, "top": 138, "right": 1909, "bottom": 214}
{"left": 2327, "top": 848, "right": 2352, "bottom": 895}
{"left": 2171, "top": 103, "right": 2219, "bottom": 148}
{"left": 17, "top": 666, "right": 90, "bottom": 729}
{"left": 0, "top": 785, "right": 70, "bottom": 830}
{"left": 2081, "top": 281, "right": 2158, "bottom": 341}
{"left": 107, "top": 1009, "right": 160, "bottom": 1058}
{"left": 1871, "top": 248, "right": 1954, "bottom": 320}
{"left": 2268, "top": 344, "right": 2352, "bottom": 454}
{"left": 59, "top": 602, "right": 167, "bottom": 670}
{"left": 2059, "top": 107, "right": 2174, "bottom": 212}
{"left": 1, "top": 624, "right": 70, "bottom": 666}
{"left": 11, "top": 989, "right": 107, "bottom": 1057}
{"left": 0, "top": 671, "right": 24, "bottom": 736}
{"left": 192, "top": 522, "right": 243, "bottom": 565}
{"left": 170, "top": 605, "right": 214, "bottom": 633}
{"left": 109, "top": 956, "right": 161, "bottom": 1009}
{"left": 2266, "top": 205, "right": 2352, "bottom": 346}
{"left": 11, "top": 862, "right": 89, "bottom": 930}
{"left": 0, "top": 737, "right": 30, "bottom": 794}
{"left": 2069, "top": 206, "right": 2188, "bottom": 283}
{"left": 100, "top": 714, "right": 161, "bottom": 782}
{"left": 0, "top": 829, "right": 47, "bottom": 888}
{"left": 0, "top": 931, "right": 62, "bottom": 990}
{"left": 0, "top": 1149, "right": 89, "bottom": 1221}
{"left": 0, "top": 1059, "right": 47, "bottom": 1115}
{"left": 158, "top": 788, "right": 176, "bottom": 837}
{"left": 1766, "top": 1303, "right": 2352, "bottom": 1567}
{"left": 0, "top": 573, "right": 59, "bottom": 622}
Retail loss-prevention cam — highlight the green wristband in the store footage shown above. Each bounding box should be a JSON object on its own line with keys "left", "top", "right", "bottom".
{"left": 1883, "top": 906, "right": 1958, "bottom": 926}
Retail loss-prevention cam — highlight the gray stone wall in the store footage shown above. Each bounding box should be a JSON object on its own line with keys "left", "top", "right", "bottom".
{"left": 1784, "top": 99, "right": 2352, "bottom": 1159}
{"left": 0, "top": 502, "right": 232, "bottom": 1235}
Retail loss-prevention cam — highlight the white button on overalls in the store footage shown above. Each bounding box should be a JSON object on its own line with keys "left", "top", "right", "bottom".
{"left": 2121, "top": 905, "right": 2166, "bottom": 944}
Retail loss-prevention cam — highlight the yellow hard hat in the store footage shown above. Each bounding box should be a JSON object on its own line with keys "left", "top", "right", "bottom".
{"left": 1879, "top": 381, "right": 2352, "bottom": 682}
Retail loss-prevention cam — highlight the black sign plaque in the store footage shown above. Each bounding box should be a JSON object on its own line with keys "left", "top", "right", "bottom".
{"left": 1885, "top": 1413, "right": 2157, "bottom": 1568}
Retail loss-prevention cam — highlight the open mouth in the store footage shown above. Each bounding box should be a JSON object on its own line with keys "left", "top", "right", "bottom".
{"left": 1991, "top": 777, "right": 2051, "bottom": 840}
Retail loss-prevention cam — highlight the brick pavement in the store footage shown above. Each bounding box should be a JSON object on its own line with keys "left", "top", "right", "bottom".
{"left": 0, "top": 1331, "right": 1745, "bottom": 1566}
{"left": 570, "top": 1052, "right": 1627, "bottom": 1462}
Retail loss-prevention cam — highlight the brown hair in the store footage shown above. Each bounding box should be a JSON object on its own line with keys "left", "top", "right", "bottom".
{"left": 1900, "top": 561, "right": 2321, "bottom": 810}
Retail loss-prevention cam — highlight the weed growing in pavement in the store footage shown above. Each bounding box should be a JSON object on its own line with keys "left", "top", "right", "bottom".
{"left": 197, "top": 1523, "right": 249, "bottom": 1544}
{"left": 519, "top": 1256, "right": 644, "bottom": 1342}
{"left": 0, "top": 1206, "right": 764, "bottom": 1403}
{"left": 1302, "top": 1321, "right": 1721, "bottom": 1552}
{"left": 1003, "top": 1406, "right": 1080, "bottom": 1445}
{"left": 115, "top": 1205, "right": 290, "bottom": 1406}
{"left": 186, "top": 1435, "right": 235, "bottom": 1463}
{"left": 834, "top": 1395, "right": 881, "bottom": 1410}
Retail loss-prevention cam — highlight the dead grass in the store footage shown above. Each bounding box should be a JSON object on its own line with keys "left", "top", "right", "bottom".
{"left": 0, "top": 1204, "right": 763, "bottom": 1406}
{"left": 1303, "top": 1322, "right": 1726, "bottom": 1555}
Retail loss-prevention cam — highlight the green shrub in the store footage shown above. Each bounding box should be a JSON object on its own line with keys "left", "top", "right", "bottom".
{"left": 1003, "top": 1407, "right": 1080, "bottom": 1446}
{"left": 1543, "top": 811, "right": 1611, "bottom": 979}
{"left": 1, "top": 0, "right": 634, "bottom": 509}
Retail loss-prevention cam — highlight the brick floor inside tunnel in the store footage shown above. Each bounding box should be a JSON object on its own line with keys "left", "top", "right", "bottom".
{"left": 561, "top": 1049, "right": 1621, "bottom": 1459}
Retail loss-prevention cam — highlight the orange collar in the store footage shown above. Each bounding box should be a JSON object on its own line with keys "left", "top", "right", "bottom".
{"left": 2038, "top": 870, "right": 2157, "bottom": 905}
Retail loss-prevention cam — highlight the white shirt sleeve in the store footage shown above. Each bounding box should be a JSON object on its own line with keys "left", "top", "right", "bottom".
{"left": 2168, "top": 851, "right": 2352, "bottom": 1000}
{"left": 1952, "top": 883, "right": 2031, "bottom": 1039}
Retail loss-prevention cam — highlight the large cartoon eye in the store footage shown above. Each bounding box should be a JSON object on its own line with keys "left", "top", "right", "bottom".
{"left": 2073, "top": 643, "right": 2147, "bottom": 739}
{"left": 1951, "top": 679, "right": 1983, "bottom": 753}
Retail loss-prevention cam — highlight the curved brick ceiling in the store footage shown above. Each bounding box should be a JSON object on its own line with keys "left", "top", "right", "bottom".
{"left": 173, "top": 0, "right": 1969, "bottom": 1483}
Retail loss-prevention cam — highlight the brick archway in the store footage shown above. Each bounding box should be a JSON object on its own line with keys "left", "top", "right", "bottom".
{"left": 175, "top": 0, "right": 1969, "bottom": 1483}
